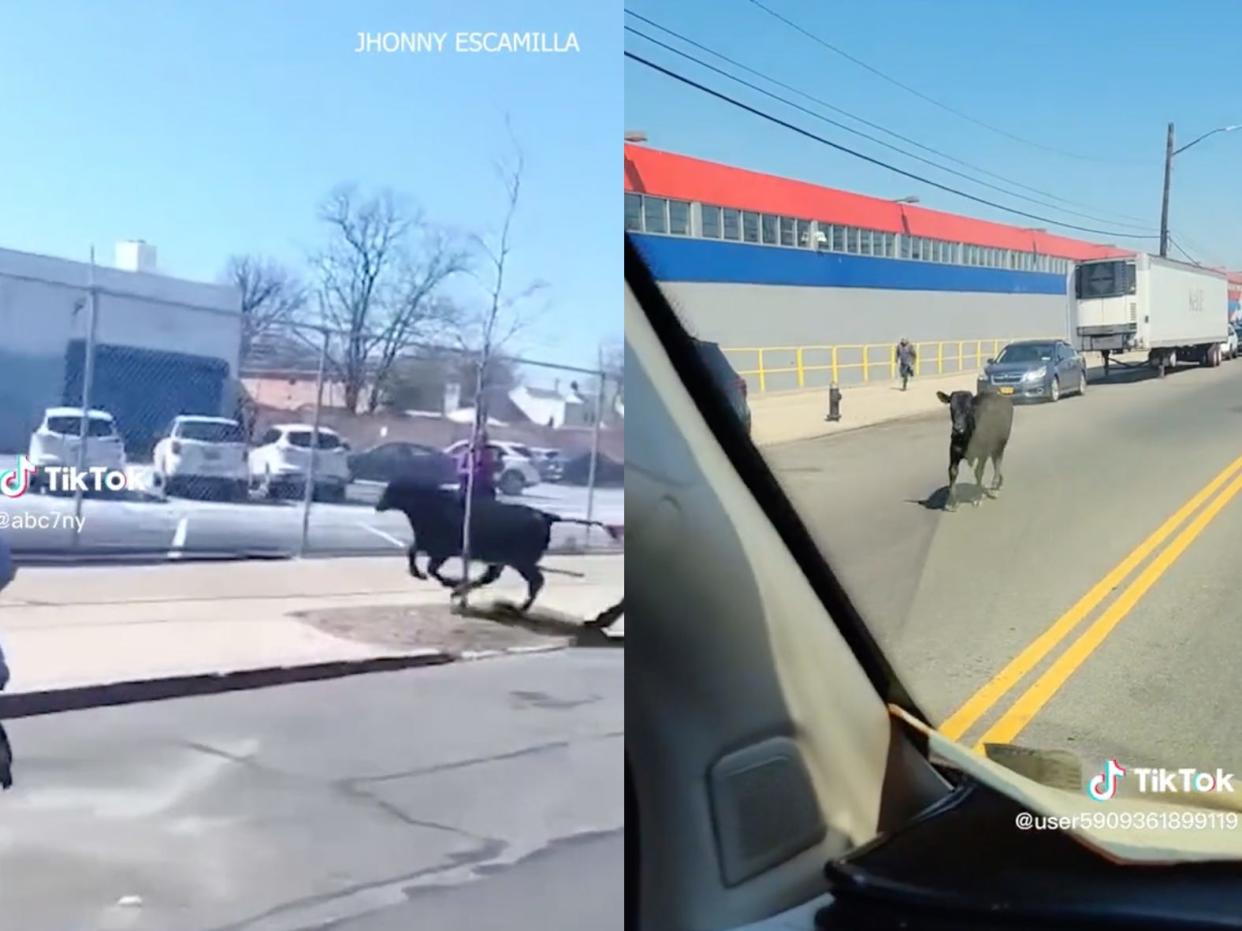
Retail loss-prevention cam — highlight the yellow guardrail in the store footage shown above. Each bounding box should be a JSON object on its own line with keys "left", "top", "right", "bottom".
{"left": 724, "top": 338, "right": 1049, "bottom": 393}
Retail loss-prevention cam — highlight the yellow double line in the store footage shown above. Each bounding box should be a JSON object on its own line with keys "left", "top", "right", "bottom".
{"left": 941, "top": 451, "right": 1242, "bottom": 750}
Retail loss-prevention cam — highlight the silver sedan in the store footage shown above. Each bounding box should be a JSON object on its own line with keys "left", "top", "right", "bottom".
{"left": 978, "top": 339, "right": 1087, "bottom": 402}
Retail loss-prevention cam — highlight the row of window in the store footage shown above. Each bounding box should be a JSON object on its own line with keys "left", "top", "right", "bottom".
{"left": 625, "top": 192, "right": 1074, "bottom": 275}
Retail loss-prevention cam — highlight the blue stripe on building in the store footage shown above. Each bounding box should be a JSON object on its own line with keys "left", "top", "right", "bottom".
{"left": 631, "top": 234, "right": 1068, "bottom": 295}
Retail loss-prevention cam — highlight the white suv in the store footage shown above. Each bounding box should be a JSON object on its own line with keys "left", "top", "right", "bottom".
{"left": 28, "top": 407, "right": 126, "bottom": 489}
{"left": 249, "top": 424, "right": 350, "bottom": 502}
{"left": 444, "top": 438, "right": 542, "bottom": 496}
{"left": 154, "top": 416, "right": 250, "bottom": 501}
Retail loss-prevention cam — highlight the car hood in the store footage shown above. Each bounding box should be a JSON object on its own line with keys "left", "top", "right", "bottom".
{"left": 986, "top": 361, "right": 1050, "bottom": 376}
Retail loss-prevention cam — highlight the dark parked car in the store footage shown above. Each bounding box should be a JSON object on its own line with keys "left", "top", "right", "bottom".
{"left": 692, "top": 338, "right": 751, "bottom": 433}
{"left": 561, "top": 451, "right": 624, "bottom": 487}
{"left": 347, "top": 441, "right": 456, "bottom": 487}
{"left": 529, "top": 447, "right": 566, "bottom": 482}
{"left": 977, "top": 338, "right": 1087, "bottom": 402}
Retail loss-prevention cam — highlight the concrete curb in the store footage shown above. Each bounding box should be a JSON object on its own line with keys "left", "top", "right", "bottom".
{"left": 0, "top": 650, "right": 455, "bottom": 720}
{"left": 749, "top": 368, "right": 979, "bottom": 402}
{"left": 459, "top": 642, "right": 570, "bottom": 661}
{"left": 0, "top": 637, "right": 621, "bottom": 719}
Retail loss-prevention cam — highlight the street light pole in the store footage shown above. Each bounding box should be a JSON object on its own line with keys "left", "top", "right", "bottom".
{"left": 1160, "top": 122, "right": 1239, "bottom": 258}
{"left": 1159, "top": 122, "right": 1174, "bottom": 258}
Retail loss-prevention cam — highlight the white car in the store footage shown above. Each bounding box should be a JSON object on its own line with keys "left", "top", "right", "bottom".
{"left": 1223, "top": 329, "right": 1239, "bottom": 362}
{"left": 153, "top": 415, "right": 250, "bottom": 501}
{"left": 28, "top": 407, "right": 126, "bottom": 490}
{"left": 249, "top": 423, "right": 350, "bottom": 502}
{"left": 444, "top": 438, "right": 542, "bottom": 496}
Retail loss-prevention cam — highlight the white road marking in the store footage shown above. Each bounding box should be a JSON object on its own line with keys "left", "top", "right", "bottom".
{"left": 360, "top": 523, "right": 406, "bottom": 548}
{"left": 168, "top": 516, "right": 189, "bottom": 559}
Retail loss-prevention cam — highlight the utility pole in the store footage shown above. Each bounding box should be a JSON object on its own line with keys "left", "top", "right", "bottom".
{"left": 72, "top": 246, "right": 98, "bottom": 548}
{"left": 1159, "top": 122, "right": 1174, "bottom": 258}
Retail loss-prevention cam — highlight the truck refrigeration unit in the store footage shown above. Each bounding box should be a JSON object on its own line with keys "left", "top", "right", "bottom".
{"left": 1071, "top": 253, "right": 1229, "bottom": 377}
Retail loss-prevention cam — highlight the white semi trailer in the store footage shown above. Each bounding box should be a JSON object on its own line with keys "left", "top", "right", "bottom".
{"left": 1071, "top": 253, "right": 1228, "bottom": 377}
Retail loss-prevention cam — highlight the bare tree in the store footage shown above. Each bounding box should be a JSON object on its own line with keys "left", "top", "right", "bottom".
{"left": 599, "top": 336, "right": 624, "bottom": 419}
{"left": 457, "top": 125, "right": 548, "bottom": 611}
{"left": 385, "top": 349, "right": 520, "bottom": 413}
{"left": 311, "top": 186, "right": 467, "bottom": 412}
{"left": 224, "top": 255, "right": 306, "bottom": 362}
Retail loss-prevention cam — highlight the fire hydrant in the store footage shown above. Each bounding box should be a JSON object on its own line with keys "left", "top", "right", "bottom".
{"left": 825, "top": 382, "right": 842, "bottom": 422}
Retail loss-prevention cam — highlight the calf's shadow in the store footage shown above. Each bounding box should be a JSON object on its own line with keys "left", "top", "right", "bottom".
{"left": 908, "top": 483, "right": 989, "bottom": 511}
{"left": 454, "top": 600, "right": 624, "bottom": 648}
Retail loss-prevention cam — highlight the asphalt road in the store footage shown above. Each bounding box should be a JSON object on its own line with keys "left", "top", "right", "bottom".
{"left": 0, "top": 483, "right": 624, "bottom": 560}
{"left": 765, "top": 357, "right": 1242, "bottom": 780}
{"left": 0, "top": 650, "right": 623, "bottom": 930}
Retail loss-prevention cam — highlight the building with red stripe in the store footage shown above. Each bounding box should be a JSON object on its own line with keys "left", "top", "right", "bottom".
{"left": 624, "top": 145, "right": 1159, "bottom": 389}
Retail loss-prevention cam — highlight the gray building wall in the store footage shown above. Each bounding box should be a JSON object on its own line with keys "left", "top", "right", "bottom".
{"left": 0, "top": 274, "right": 80, "bottom": 453}
{"left": 0, "top": 247, "right": 242, "bottom": 453}
{"left": 660, "top": 282, "right": 1073, "bottom": 392}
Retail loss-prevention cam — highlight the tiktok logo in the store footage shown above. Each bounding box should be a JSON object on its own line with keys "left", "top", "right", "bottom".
{"left": 1087, "top": 758, "right": 1126, "bottom": 801}
{"left": 0, "top": 457, "right": 34, "bottom": 499}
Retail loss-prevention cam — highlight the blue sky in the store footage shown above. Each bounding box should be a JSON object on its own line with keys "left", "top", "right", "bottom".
{"left": 625, "top": 0, "right": 1242, "bottom": 267}
{"left": 0, "top": 0, "right": 619, "bottom": 373}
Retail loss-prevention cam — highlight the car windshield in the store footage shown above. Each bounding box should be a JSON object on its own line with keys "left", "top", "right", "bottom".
{"left": 179, "top": 421, "right": 245, "bottom": 443}
{"left": 997, "top": 344, "right": 1054, "bottom": 363}
{"left": 286, "top": 430, "right": 342, "bottom": 449}
{"left": 510, "top": 444, "right": 534, "bottom": 459}
{"left": 47, "top": 416, "right": 115, "bottom": 437}
{"left": 627, "top": 12, "right": 1239, "bottom": 840}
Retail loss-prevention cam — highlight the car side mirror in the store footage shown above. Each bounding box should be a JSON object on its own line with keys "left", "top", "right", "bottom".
{"left": 986, "top": 357, "right": 996, "bottom": 365}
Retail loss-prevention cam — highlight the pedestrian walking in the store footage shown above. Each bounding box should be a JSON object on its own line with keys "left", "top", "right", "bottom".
{"left": 895, "top": 338, "right": 917, "bottom": 391}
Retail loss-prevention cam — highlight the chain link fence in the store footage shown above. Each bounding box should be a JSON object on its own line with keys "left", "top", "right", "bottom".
{"left": 0, "top": 264, "right": 622, "bottom": 563}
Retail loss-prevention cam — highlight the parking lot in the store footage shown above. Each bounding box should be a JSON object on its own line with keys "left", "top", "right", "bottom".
{"left": 0, "top": 477, "right": 623, "bottom": 560}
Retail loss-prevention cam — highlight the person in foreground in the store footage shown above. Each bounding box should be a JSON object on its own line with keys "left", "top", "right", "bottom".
{"left": 0, "top": 531, "right": 14, "bottom": 788}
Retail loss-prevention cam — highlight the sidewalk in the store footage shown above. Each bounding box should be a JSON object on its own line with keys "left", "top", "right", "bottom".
{"left": 0, "top": 554, "right": 623, "bottom": 697}
{"left": 749, "top": 351, "right": 1150, "bottom": 447}
{"left": 751, "top": 370, "right": 978, "bottom": 447}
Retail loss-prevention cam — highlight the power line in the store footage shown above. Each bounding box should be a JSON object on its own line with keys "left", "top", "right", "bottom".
{"left": 626, "top": 11, "right": 1151, "bottom": 228}
{"left": 744, "top": 0, "right": 1143, "bottom": 166}
{"left": 1169, "top": 235, "right": 1201, "bottom": 265}
{"left": 624, "top": 50, "right": 1161, "bottom": 241}
{"left": 625, "top": 20, "right": 1156, "bottom": 232}
{"left": 1168, "top": 230, "right": 1229, "bottom": 269}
